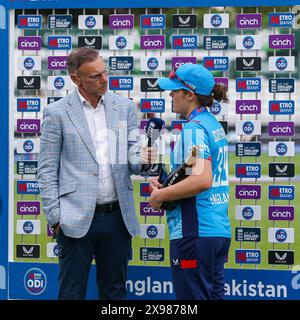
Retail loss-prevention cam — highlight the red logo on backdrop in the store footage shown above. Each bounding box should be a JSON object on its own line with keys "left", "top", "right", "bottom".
{"left": 238, "top": 81, "right": 247, "bottom": 89}
{"left": 19, "top": 101, "right": 27, "bottom": 109}
{"left": 271, "top": 16, "right": 280, "bottom": 24}
{"left": 238, "top": 166, "right": 247, "bottom": 175}
{"left": 271, "top": 188, "right": 280, "bottom": 197}
{"left": 143, "top": 102, "right": 151, "bottom": 110}
{"left": 271, "top": 103, "right": 280, "bottom": 112}
{"left": 111, "top": 79, "right": 119, "bottom": 88}
{"left": 50, "top": 39, "right": 58, "bottom": 47}
{"left": 174, "top": 38, "right": 183, "bottom": 47}
{"left": 18, "top": 183, "right": 27, "bottom": 192}
{"left": 205, "top": 59, "right": 214, "bottom": 68}
{"left": 143, "top": 18, "right": 151, "bottom": 26}
{"left": 237, "top": 252, "right": 246, "bottom": 261}
{"left": 20, "top": 18, "right": 28, "bottom": 26}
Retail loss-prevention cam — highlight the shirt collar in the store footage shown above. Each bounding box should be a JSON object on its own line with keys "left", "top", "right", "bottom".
{"left": 76, "top": 86, "right": 104, "bottom": 110}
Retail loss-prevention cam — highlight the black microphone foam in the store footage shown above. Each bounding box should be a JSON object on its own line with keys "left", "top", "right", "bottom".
{"left": 145, "top": 118, "right": 164, "bottom": 147}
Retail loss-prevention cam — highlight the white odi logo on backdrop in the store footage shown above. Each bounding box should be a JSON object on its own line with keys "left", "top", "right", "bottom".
{"left": 209, "top": 102, "right": 228, "bottom": 116}
{"left": 203, "top": 14, "right": 229, "bottom": 28}
{"left": 268, "top": 228, "right": 294, "bottom": 243}
{"left": 17, "top": 220, "right": 41, "bottom": 235}
{"left": 268, "top": 56, "right": 295, "bottom": 72}
{"left": 268, "top": 141, "right": 295, "bottom": 157}
{"left": 235, "top": 205, "right": 261, "bottom": 221}
{"left": 78, "top": 15, "right": 103, "bottom": 29}
{"left": 140, "top": 56, "right": 166, "bottom": 71}
{"left": 236, "top": 35, "right": 262, "bottom": 50}
{"left": 109, "top": 35, "right": 134, "bottom": 50}
{"left": 47, "top": 243, "right": 59, "bottom": 258}
{"left": 16, "top": 139, "right": 40, "bottom": 154}
{"left": 47, "top": 76, "right": 74, "bottom": 91}
{"left": 235, "top": 120, "right": 261, "bottom": 135}
{"left": 17, "top": 56, "right": 41, "bottom": 71}
{"left": 140, "top": 224, "right": 165, "bottom": 239}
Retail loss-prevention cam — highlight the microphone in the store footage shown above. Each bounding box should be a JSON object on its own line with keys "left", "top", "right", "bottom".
{"left": 158, "top": 146, "right": 197, "bottom": 210}
{"left": 141, "top": 118, "right": 164, "bottom": 175}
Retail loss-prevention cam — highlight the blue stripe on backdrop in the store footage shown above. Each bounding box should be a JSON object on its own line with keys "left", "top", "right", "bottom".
{"left": 3, "top": 0, "right": 300, "bottom": 9}
{"left": 8, "top": 263, "right": 300, "bottom": 300}
{"left": 0, "top": 2, "right": 9, "bottom": 300}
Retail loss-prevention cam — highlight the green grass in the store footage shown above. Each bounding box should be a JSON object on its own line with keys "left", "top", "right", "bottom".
{"left": 14, "top": 152, "right": 300, "bottom": 270}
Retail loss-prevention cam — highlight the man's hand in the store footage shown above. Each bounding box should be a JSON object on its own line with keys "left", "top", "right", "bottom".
{"left": 54, "top": 223, "right": 61, "bottom": 235}
{"left": 140, "top": 146, "right": 158, "bottom": 164}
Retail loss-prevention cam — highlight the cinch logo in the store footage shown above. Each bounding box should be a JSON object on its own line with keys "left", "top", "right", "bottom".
{"left": 236, "top": 250, "right": 261, "bottom": 264}
{"left": 242, "top": 121, "right": 254, "bottom": 134}
{"left": 172, "top": 35, "right": 197, "bottom": 49}
{"left": 210, "top": 102, "right": 222, "bottom": 115}
{"left": 48, "top": 36, "right": 72, "bottom": 50}
{"left": 269, "top": 206, "right": 294, "bottom": 221}
{"left": 276, "top": 143, "right": 288, "bottom": 156}
{"left": 85, "top": 16, "right": 96, "bottom": 28}
{"left": 147, "top": 57, "right": 159, "bottom": 70}
{"left": 203, "top": 57, "right": 228, "bottom": 71}
{"left": 116, "top": 36, "right": 127, "bottom": 49}
{"left": 236, "top": 100, "right": 261, "bottom": 114}
{"left": 48, "top": 56, "right": 67, "bottom": 70}
{"left": 18, "top": 36, "right": 42, "bottom": 50}
{"left": 18, "top": 15, "right": 42, "bottom": 29}
{"left": 140, "top": 202, "right": 164, "bottom": 216}
{"left": 109, "top": 14, "right": 134, "bottom": 29}
{"left": 17, "top": 201, "right": 40, "bottom": 215}
{"left": 141, "top": 35, "right": 165, "bottom": 49}
{"left": 17, "top": 119, "right": 40, "bottom": 134}
{"left": 243, "top": 36, "right": 255, "bottom": 49}
{"left": 17, "top": 98, "right": 40, "bottom": 112}
{"left": 268, "top": 122, "right": 294, "bottom": 137}
{"left": 140, "top": 14, "right": 166, "bottom": 29}
{"left": 236, "top": 185, "right": 261, "bottom": 199}
{"left": 236, "top": 78, "right": 261, "bottom": 92}
{"left": 140, "top": 99, "right": 165, "bottom": 113}
{"left": 54, "top": 77, "right": 65, "bottom": 90}
{"left": 23, "top": 140, "right": 34, "bottom": 153}
{"left": 269, "top": 100, "right": 294, "bottom": 115}
{"left": 23, "top": 221, "right": 34, "bottom": 234}
{"left": 211, "top": 14, "right": 222, "bottom": 27}
{"left": 269, "top": 34, "right": 295, "bottom": 49}
{"left": 172, "top": 57, "right": 197, "bottom": 70}
{"left": 17, "top": 181, "right": 39, "bottom": 195}
{"left": 268, "top": 13, "right": 295, "bottom": 27}
{"left": 109, "top": 77, "right": 133, "bottom": 90}
{"left": 269, "top": 186, "right": 294, "bottom": 200}
{"left": 276, "top": 57, "right": 288, "bottom": 71}
{"left": 24, "top": 268, "right": 47, "bottom": 295}
{"left": 23, "top": 57, "right": 34, "bottom": 70}
{"left": 275, "top": 229, "right": 287, "bottom": 243}
{"left": 236, "top": 14, "right": 262, "bottom": 29}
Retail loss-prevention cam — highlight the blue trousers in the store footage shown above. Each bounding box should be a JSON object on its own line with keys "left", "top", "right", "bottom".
{"left": 170, "top": 236, "right": 231, "bottom": 300}
{"left": 56, "top": 208, "right": 132, "bottom": 300}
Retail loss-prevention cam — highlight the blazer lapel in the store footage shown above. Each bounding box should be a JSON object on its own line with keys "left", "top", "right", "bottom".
{"left": 66, "top": 91, "right": 97, "bottom": 162}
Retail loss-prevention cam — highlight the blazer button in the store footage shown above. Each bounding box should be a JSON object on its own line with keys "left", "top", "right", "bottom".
{"left": 94, "top": 172, "right": 98, "bottom": 176}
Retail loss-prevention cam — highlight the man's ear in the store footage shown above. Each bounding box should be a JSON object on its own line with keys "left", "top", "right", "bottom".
{"left": 70, "top": 73, "right": 80, "bottom": 86}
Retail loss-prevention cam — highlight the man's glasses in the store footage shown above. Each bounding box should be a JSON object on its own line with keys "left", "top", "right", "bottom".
{"left": 87, "top": 69, "right": 108, "bottom": 81}
{"left": 168, "top": 69, "right": 196, "bottom": 92}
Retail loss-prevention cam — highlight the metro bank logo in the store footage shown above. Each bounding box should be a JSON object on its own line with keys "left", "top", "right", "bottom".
{"left": 140, "top": 99, "right": 165, "bottom": 113}
{"left": 172, "top": 35, "right": 197, "bottom": 49}
{"left": 17, "top": 181, "right": 40, "bottom": 195}
{"left": 269, "top": 186, "right": 294, "bottom": 201}
{"left": 269, "top": 100, "right": 294, "bottom": 115}
{"left": 268, "top": 13, "right": 295, "bottom": 27}
{"left": 235, "top": 164, "right": 261, "bottom": 178}
{"left": 18, "top": 15, "right": 42, "bottom": 29}
{"left": 203, "top": 57, "right": 229, "bottom": 71}
{"left": 48, "top": 36, "right": 72, "bottom": 50}
{"left": 17, "top": 98, "right": 41, "bottom": 112}
{"left": 109, "top": 76, "right": 133, "bottom": 91}
{"left": 140, "top": 14, "right": 166, "bottom": 29}
{"left": 236, "top": 78, "right": 261, "bottom": 92}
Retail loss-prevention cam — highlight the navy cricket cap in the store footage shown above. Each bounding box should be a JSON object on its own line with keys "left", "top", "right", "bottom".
{"left": 158, "top": 63, "right": 215, "bottom": 96}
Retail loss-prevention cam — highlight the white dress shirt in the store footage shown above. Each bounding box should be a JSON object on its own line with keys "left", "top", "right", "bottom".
{"left": 76, "top": 87, "right": 117, "bottom": 204}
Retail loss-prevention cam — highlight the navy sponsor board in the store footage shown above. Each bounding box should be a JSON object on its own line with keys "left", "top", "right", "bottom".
{"left": 268, "top": 250, "right": 294, "bottom": 265}
{"left": 172, "top": 14, "right": 197, "bottom": 28}
{"left": 269, "top": 79, "right": 294, "bottom": 93}
{"left": 236, "top": 250, "right": 261, "bottom": 264}
{"left": 236, "top": 57, "right": 261, "bottom": 71}
{"left": 140, "top": 247, "right": 165, "bottom": 262}
{"left": 268, "top": 186, "right": 294, "bottom": 201}
{"left": 140, "top": 78, "right": 163, "bottom": 92}
{"left": 235, "top": 227, "right": 261, "bottom": 242}
{"left": 17, "top": 161, "right": 38, "bottom": 175}
{"left": 203, "top": 35, "right": 228, "bottom": 50}
{"left": 269, "top": 163, "right": 294, "bottom": 178}
{"left": 78, "top": 36, "right": 102, "bottom": 49}
{"left": 235, "top": 164, "right": 261, "bottom": 178}
{"left": 109, "top": 56, "right": 133, "bottom": 71}
{"left": 235, "top": 142, "right": 261, "bottom": 157}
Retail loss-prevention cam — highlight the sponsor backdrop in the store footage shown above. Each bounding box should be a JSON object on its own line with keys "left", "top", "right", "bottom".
{"left": 0, "top": 0, "right": 300, "bottom": 299}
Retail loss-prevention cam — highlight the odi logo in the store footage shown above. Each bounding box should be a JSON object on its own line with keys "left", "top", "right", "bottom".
{"left": 268, "top": 228, "right": 294, "bottom": 243}
{"left": 140, "top": 224, "right": 165, "bottom": 239}
{"left": 78, "top": 15, "right": 103, "bottom": 29}
{"left": 235, "top": 205, "right": 261, "bottom": 221}
{"left": 268, "top": 141, "right": 295, "bottom": 157}
{"left": 24, "top": 268, "right": 47, "bottom": 295}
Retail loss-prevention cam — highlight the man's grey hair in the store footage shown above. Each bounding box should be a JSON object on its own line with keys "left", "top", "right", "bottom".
{"left": 67, "top": 47, "right": 100, "bottom": 73}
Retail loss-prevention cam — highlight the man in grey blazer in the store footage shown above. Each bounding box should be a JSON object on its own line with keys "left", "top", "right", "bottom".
{"left": 38, "top": 48, "right": 154, "bottom": 300}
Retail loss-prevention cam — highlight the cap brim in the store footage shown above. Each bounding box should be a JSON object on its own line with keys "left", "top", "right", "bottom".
{"left": 158, "top": 77, "right": 186, "bottom": 91}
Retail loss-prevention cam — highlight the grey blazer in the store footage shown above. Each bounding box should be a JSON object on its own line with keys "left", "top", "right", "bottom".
{"left": 37, "top": 90, "right": 141, "bottom": 238}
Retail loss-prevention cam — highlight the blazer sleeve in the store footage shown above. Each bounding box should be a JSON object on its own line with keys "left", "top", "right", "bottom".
{"left": 37, "top": 105, "right": 62, "bottom": 228}
{"left": 127, "top": 100, "right": 142, "bottom": 175}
